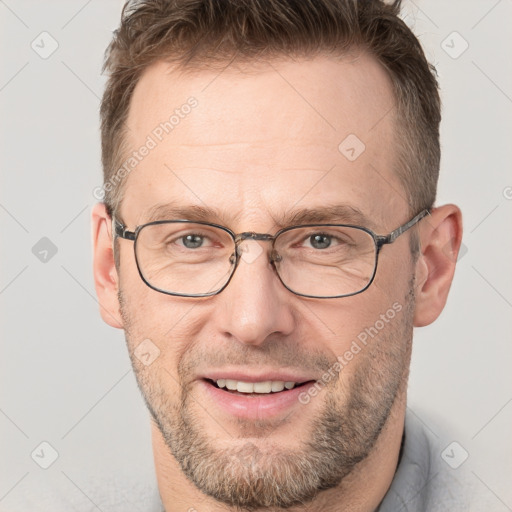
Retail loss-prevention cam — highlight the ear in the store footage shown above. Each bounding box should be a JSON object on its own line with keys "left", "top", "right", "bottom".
{"left": 413, "top": 204, "right": 463, "bottom": 327}
{"left": 91, "top": 202, "right": 123, "bottom": 329}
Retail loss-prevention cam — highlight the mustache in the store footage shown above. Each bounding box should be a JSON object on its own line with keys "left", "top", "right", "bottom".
{"left": 178, "top": 340, "right": 336, "bottom": 376}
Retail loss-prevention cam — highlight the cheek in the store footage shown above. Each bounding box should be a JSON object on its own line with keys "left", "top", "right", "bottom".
{"left": 301, "top": 271, "right": 411, "bottom": 377}
{"left": 117, "top": 257, "right": 198, "bottom": 375}
{"left": 118, "top": 245, "right": 175, "bottom": 334}
{"left": 374, "top": 238, "right": 415, "bottom": 294}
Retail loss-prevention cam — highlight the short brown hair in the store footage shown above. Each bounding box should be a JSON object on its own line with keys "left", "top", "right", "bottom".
{"left": 100, "top": 0, "right": 440, "bottom": 217}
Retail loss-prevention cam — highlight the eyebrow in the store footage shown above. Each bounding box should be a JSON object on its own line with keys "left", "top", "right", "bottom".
{"left": 283, "top": 204, "right": 374, "bottom": 229}
{"left": 142, "top": 203, "right": 237, "bottom": 225}
{"left": 140, "top": 202, "right": 375, "bottom": 231}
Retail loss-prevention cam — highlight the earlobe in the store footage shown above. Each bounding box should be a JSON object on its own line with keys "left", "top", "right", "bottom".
{"left": 413, "top": 204, "right": 463, "bottom": 327}
{"left": 91, "top": 202, "right": 124, "bottom": 329}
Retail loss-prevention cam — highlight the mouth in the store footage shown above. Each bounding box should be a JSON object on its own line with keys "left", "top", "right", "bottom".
{"left": 205, "top": 378, "right": 312, "bottom": 395}
{"left": 199, "top": 376, "right": 316, "bottom": 420}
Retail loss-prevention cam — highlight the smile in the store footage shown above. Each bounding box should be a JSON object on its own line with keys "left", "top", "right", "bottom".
{"left": 212, "top": 379, "right": 303, "bottom": 394}
{"left": 200, "top": 376, "right": 315, "bottom": 420}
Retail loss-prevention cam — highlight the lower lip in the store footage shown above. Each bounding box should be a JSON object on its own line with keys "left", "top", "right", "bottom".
{"left": 199, "top": 380, "right": 313, "bottom": 420}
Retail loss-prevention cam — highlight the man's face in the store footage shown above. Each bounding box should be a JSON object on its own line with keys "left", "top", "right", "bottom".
{"left": 116, "top": 54, "right": 417, "bottom": 508}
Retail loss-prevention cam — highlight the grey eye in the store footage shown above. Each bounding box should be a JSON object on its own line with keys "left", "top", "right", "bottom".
{"left": 309, "top": 234, "right": 332, "bottom": 249}
{"left": 181, "top": 234, "right": 204, "bottom": 248}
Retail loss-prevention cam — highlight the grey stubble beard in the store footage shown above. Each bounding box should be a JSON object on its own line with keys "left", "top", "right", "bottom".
{"left": 119, "top": 283, "right": 415, "bottom": 510}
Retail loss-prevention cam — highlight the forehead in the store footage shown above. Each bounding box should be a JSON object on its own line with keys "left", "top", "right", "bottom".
{"left": 121, "top": 53, "right": 404, "bottom": 230}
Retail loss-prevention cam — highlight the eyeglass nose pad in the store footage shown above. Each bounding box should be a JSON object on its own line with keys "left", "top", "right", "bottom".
{"left": 270, "top": 249, "right": 282, "bottom": 264}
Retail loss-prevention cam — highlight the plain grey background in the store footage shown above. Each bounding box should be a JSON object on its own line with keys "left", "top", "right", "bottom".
{"left": 1, "top": 0, "right": 511, "bottom": 510}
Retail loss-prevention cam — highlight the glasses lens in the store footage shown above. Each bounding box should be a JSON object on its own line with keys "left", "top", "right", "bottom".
{"left": 135, "top": 222, "right": 235, "bottom": 296}
{"left": 274, "top": 225, "right": 377, "bottom": 298}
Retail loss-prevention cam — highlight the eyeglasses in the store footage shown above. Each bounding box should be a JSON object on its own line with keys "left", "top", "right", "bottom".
{"left": 113, "top": 209, "right": 429, "bottom": 299}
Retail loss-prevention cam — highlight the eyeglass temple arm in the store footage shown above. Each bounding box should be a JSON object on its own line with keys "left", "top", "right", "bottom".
{"left": 377, "top": 209, "right": 431, "bottom": 246}
{"left": 113, "top": 218, "right": 136, "bottom": 241}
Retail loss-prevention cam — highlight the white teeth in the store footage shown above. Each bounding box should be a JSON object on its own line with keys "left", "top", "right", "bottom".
{"left": 271, "top": 381, "right": 285, "bottom": 392}
{"left": 237, "top": 381, "right": 254, "bottom": 393}
{"left": 253, "top": 381, "right": 272, "bottom": 393}
{"left": 225, "top": 379, "right": 238, "bottom": 391}
{"left": 214, "top": 379, "right": 298, "bottom": 393}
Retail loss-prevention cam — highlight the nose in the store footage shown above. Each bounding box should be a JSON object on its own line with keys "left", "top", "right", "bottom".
{"left": 214, "top": 240, "right": 295, "bottom": 347}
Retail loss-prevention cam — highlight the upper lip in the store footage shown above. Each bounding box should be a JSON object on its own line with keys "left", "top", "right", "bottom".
{"left": 198, "top": 369, "right": 317, "bottom": 384}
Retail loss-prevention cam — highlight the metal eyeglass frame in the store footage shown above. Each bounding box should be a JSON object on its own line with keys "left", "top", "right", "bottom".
{"left": 113, "top": 208, "right": 430, "bottom": 299}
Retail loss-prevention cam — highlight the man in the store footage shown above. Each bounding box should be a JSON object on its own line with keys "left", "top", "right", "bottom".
{"left": 92, "top": 0, "right": 469, "bottom": 510}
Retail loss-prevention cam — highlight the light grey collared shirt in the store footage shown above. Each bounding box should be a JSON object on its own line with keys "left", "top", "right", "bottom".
{"left": 377, "top": 409, "right": 472, "bottom": 512}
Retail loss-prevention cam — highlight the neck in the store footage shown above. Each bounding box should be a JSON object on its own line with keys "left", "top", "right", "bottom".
{"left": 152, "top": 391, "right": 406, "bottom": 512}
